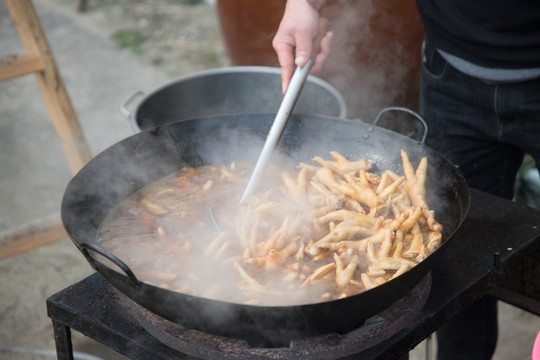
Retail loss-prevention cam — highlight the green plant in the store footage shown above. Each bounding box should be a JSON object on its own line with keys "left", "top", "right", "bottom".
{"left": 170, "top": 0, "right": 204, "bottom": 4}
{"left": 112, "top": 29, "right": 147, "bottom": 54}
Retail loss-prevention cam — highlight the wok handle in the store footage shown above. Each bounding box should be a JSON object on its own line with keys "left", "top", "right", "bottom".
{"left": 372, "top": 106, "right": 428, "bottom": 144}
{"left": 120, "top": 91, "right": 146, "bottom": 133}
{"left": 120, "top": 90, "right": 145, "bottom": 119}
{"left": 79, "top": 243, "right": 141, "bottom": 287}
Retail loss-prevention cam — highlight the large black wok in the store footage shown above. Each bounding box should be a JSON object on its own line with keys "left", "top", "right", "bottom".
{"left": 61, "top": 112, "right": 469, "bottom": 345}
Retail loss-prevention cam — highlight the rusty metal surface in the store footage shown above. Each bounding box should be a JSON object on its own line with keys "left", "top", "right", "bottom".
{"left": 125, "top": 275, "right": 431, "bottom": 360}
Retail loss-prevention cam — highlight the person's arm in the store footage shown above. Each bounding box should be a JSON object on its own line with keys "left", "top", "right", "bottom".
{"left": 272, "top": 0, "right": 333, "bottom": 93}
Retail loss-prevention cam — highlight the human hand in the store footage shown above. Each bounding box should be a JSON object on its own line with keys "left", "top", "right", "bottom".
{"left": 272, "top": 0, "right": 333, "bottom": 93}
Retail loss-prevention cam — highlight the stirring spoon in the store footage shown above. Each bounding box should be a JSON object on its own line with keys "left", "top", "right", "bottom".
{"left": 210, "top": 61, "right": 313, "bottom": 231}
{"left": 239, "top": 60, "right": 314, "bottom": 204}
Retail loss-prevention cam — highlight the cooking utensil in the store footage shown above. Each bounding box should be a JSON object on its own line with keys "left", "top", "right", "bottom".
{"left": 61, "top": 111, "right": 469, "bottom": 345}
{"left": 209, "top": 62, "right": 313, "bottom": 230}
{"left": 120, "top": 66, "right": 346, "bottom": 133}
{"left": 240, "top": 60, "right": 313, "bottom": 203}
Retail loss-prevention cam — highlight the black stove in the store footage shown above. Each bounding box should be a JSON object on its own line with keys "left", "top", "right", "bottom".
{"left": 47, "top": 188, "right": 540, "bottom": 360}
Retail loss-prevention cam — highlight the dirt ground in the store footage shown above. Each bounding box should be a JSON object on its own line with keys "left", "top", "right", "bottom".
{"left": 0, "top": 1, "right": 226, "bottom": 359}
{"left": 1, "top": 1, "right": 540, "bottom": 359}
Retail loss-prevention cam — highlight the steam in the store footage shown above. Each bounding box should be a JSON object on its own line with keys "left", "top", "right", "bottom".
{"left": 64, "top": 108, "right": 459, "bottom": 346}
{"left": 67, "top": 0, "right": 436, "bottom": 335}
{"left": 317, "top": 0, "right": 424, "bottom": 122}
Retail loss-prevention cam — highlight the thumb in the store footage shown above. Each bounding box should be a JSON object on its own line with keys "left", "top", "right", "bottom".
{"left": 293, "top": 31, "right": 313, "bottom": 67}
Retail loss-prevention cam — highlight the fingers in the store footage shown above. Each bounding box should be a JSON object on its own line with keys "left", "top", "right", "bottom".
{"left": 273, "top": 0, "right": 321, "bottom": 93}
{"left": 311, "top": 31, "right": 333, "bottom": 73}
{"left": 278, "top": 30, "right": 332, "bottom": 92}
{"left": 273, "top": 27, "right": 315, "bottom": 93}
{"left": 274, "top": 28, "right": 313, "bottom": 93}
{"left": 281, "top": 64, "right": 294, "bottom": 94}
{"left": 273, "top": 37, "right": 296, "bottom": 93}
{"left": 293, "top": 28, "right": 314, "bottom": 67}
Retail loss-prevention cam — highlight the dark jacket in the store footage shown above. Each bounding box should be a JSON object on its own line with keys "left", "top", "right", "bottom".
{"left": 417, "top": 0, "right": 540, "bottom": 68}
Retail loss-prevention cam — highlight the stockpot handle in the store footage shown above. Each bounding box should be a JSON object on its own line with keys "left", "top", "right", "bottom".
{"left": 79, "top": 242, "right": 141, "bottom": 287}
{"left": 372, "top": 106, "right": 428, "bottom": 144}
{"left": 120, "top": 90, "right": 146, "bottom": 120}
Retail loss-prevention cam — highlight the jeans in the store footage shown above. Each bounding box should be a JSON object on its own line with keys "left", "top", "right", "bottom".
{"left": 419, "top": 40, "right": 540, "bottom": 359}
{"left": 420, "top": 40, "right": 540, "bottom": 200}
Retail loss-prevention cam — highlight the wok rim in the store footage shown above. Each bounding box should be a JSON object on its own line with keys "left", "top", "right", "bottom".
{"left": 61, "top": 113, "right": 470, "bottom": 339}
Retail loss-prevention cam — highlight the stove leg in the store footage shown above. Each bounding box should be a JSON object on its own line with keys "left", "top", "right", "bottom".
{"left": 52, "top": 320, "right": 74, "bottom": 360}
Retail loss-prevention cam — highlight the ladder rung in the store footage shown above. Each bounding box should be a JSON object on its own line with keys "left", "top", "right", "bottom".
{"left": 0, "top": 51, "right": 46, "bottom": 81}
{"left": 0, "top": 213, "right": 67, "bottom": 260}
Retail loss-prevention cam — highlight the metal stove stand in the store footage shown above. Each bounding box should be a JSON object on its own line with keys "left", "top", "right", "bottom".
{"left": 47, "top": 189, "right": 540, "bottom": 360}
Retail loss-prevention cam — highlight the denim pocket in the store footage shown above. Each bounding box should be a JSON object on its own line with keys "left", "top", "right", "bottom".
{"left": 422, "top": 40, "right": 448, "bottom": 78}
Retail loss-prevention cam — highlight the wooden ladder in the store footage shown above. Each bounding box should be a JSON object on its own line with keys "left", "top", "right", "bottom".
{"left": 0, "top": 0, "right": 92, "bottom": 259}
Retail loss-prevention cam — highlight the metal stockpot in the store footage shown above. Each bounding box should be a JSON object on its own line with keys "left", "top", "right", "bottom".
{"left": 120, "top": 66, "right": 347, "bottom": 133}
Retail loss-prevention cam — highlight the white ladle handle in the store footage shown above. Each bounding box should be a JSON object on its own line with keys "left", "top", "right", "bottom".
{"left": 240, "top": 60, "right": 313, "bottom": 204}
